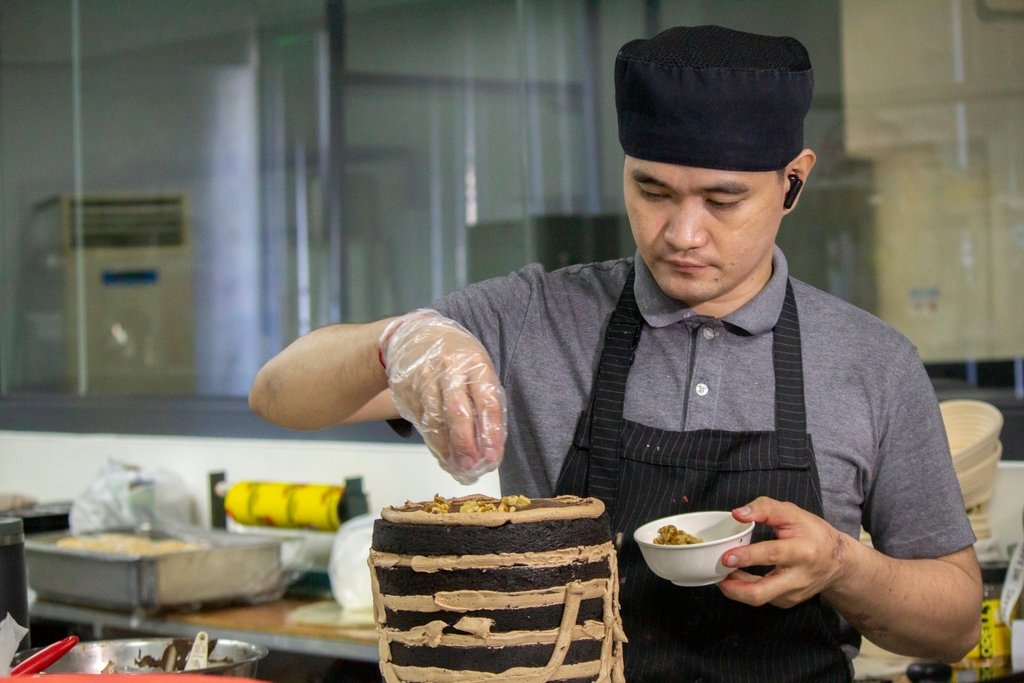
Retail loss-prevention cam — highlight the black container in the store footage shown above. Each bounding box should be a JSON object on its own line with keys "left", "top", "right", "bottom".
{"left": 906, "top": 662, "right": 952, "bottom": 682}
{"left": 3, "top": 501, "right": 72, "bottom": 535}
{"left": 0, "top": 517, "right": 30, "bottom": 650}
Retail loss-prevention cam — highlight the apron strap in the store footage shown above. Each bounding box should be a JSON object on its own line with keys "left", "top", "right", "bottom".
{"left": 585, "top": 267, "right": 643, "bottom": 513}
{"left": 773, "top": 280, "right": 824, "bottom": 514}
{"left": 774, "top": 280, "right": 813, "bottom": 470}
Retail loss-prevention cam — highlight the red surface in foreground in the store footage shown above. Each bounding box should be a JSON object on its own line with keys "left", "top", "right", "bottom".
{"left": 2, "top": 677, "right": 263, "bottom": 682}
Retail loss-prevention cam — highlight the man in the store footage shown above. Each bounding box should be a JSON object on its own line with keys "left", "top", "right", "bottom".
{"left": 250, "top": 25, "right": 981, "bottom": 682}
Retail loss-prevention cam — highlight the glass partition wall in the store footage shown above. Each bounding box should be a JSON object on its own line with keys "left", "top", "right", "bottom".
{"left": 1, "top": 0, "right": 1022, "bottom": 439}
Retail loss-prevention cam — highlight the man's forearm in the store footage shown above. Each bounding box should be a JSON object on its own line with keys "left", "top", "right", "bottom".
{"left": 824, "top": 543, "right": 981, "bottom": 662}
{"left": 249, "top": 319, "right": 397, "bottom": 430}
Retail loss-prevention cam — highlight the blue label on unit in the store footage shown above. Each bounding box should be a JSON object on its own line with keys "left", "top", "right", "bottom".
{"left": 102, "top": 270, "right": 158, "bottom": 286}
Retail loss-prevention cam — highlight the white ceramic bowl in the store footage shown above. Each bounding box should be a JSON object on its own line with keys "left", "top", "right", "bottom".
{"left": 634, "top": 510, "right": 755, "bottom": 587}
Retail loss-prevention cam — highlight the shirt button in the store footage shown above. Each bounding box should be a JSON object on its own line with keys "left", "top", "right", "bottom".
{"left": 702, "top": 327, "right": 715, "bottom": 340}
{"left": 695, "top": 383, "right": 709, "bottom": 396}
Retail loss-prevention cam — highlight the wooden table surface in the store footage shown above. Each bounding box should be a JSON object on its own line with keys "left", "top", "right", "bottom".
{"left": 166, "top": 599, "right": 378, "bottom": 644}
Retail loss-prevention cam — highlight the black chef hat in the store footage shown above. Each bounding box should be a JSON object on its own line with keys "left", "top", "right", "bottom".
{"left": 615, "top": 25, "right": 813, "bottom": 172}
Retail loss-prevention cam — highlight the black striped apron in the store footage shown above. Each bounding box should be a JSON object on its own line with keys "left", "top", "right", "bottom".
{"left": 555, "top": 267, "right": 852, "bottom": 682}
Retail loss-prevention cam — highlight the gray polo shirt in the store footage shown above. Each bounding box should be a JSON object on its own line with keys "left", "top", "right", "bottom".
{"left": 432, "top": 246, "right": 975, "bottom": 560}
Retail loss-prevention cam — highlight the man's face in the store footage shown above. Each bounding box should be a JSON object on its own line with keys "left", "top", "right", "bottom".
{"left": 623, "top": 155, "right": 803, "bottom": 316}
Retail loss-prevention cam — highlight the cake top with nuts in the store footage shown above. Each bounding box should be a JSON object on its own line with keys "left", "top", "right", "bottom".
{"left": 380, "top": 494, "right": 605, "bottom": 526}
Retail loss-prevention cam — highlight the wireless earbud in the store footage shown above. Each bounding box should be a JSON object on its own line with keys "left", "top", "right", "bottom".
{"left": 783, "top": 174, "right": 803, "bottom": 209}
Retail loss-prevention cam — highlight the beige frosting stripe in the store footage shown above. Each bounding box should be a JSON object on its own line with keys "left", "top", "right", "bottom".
{"left": 369, "top": 554, "right": 387, "bottom": 626}
{"left": 380, "top": 662, "right": 402, "bottom": 683}
{"left": 535, "top": 580, "right": 585, "bottom": 680}
{"left": 383, "top": 620, "right": 606, "bottom": 648}
{"left": 370, "top": 542, "right": 614, "bottom": 572}
{"left": 383, "top": 660, "right": 602, "bottom": 683}
{"left": 609, "top": 552, "right": 626, "bottom": 683}
{"left": 380, "top": 578, "right": 609, "bottom": 613}
{"left": 369, "top": 554, "right": 392, "bottom": 666}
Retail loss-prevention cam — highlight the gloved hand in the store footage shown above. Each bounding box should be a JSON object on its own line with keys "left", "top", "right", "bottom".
{"left": 379, "top": 309, "right": 507, "bottom": 484}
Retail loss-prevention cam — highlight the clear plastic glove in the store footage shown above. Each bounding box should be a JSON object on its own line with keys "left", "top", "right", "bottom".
{"left": 379, "top": 309, "right": 507, "bottom": 484}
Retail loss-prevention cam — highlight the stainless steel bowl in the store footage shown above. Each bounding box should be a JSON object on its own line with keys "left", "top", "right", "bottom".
{"left": 14, "top": 638, "right": 268, "bottom": 677}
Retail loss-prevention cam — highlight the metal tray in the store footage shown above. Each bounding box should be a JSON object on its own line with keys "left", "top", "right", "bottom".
{"left": 25, "top": 527, "right": 282, "bottom": 611}
{"left": 13, "top": 638, "right": 268, "bottom": 676}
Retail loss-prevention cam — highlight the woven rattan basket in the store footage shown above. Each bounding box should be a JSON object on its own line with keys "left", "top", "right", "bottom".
{"left": 939, "top": 399, "right": 1003, "bottom": 540}
{"left": 940, "top": 399, "right": 1003, "bottom": 468}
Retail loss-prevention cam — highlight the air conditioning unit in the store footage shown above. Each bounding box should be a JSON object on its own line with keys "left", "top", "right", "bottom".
{"left": 63, "top": 194, "right": 195, "bottom": 395}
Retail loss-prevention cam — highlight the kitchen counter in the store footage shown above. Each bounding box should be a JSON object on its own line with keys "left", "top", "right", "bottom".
{"left": 23, "top": 600, "right": 935, "bottom": 679}
{"left": 29, "top": 599, "right": 379, "bottom": 662}
{"left": 31, "top": 600, "right": 1024, "bottom": 681}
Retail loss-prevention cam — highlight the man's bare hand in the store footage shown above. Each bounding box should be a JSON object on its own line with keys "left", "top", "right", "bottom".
{"left": 717, "top": 497, "right": 851, "bottom": 609}
{"left": 380, "top": 309, "right": 506, "bottom": 484}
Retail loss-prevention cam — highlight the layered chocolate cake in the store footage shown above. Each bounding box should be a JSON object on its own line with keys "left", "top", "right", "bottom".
{"left": 370, "top": 494, "right": 626, "bottom": 683}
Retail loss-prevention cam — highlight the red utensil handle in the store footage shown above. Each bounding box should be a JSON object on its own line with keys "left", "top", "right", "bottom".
{"left": 10, "top": 635, "right": 79, "bottom": 676}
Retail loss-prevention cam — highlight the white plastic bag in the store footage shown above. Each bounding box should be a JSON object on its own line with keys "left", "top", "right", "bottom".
{"left": 0, "top": 614, "right": 29, "bottom": 677}
{"left": 328, "top": 513, "right": 378, "bottom": 616}
{"left": 70, "top": 460, "right": 193, "bottom": 533}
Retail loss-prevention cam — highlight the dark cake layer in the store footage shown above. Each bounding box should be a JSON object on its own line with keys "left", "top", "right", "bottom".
{"left": 372, "top": 513, "right": 611, "bottom": 555}
{"left": 376, "top": 559, "right": 611, "bottom": 596}
{"left": 374, "top": 499, "right": 622, "bottom": 681}
{"left": 388, "top": 638, "right": 604, "bottom": 672}
{"left": 383, "top": 598, "right": 606, "bottom": 632}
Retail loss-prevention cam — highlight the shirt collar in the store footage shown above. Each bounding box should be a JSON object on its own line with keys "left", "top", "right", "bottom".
{"left": 633, "top": 245, "right": 789, "bottom": 335}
